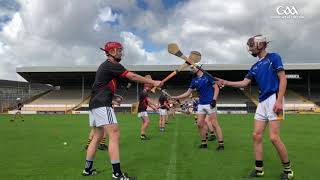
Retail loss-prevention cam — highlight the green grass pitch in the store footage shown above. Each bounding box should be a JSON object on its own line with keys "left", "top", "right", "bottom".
{"left": 0, "top": 113, "right": 319, "bottom": 180}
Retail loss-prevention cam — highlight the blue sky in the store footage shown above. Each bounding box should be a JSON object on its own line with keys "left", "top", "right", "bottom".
{"left": 0, "top": 0, "right": 319, "bottom": 81}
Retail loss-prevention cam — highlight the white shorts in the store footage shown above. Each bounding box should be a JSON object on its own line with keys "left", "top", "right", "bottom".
{"left": 138, "top": 111, "right": 148, "bottom": 118}
{"left": 159, "top": 109, "right": 168, "bottom": 116}
{"left": 89, "top": 107, "right": 117, "bottom": 127}
{"left": 254, "top": 93, "right": 285, "bottom": 121}
{"left": 197, "top": 104, "right": 217, "bottom": 115}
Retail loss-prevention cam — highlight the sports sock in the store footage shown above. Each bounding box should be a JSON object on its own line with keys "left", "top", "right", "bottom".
{"left": 255, "top": 160, "right": 264, "bottom": 173}
{"left": 85, "top": 160, "right": 93, "bottom": 171}
{"left": 201, "top": 139, "right": 207, "bottom": 144}
{"left": 111, "top": 160, "right": 122, "bottom": 177}
{"left": 282, "top": 161, "right": 292, "bottom": 174}
{"left": 210, "top": 131, "right": 215, "bottom": 136}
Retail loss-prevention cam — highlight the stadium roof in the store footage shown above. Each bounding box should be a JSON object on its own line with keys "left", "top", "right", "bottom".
{"left": 16, "top": 63, "right": 320, "bottom": 86}
{"left": 16, "top": 63, "right": 320, "bottom": 73}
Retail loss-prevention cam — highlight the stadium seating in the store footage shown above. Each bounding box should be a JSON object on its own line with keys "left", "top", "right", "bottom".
{"left": 22, "top": 89, "right": 91, "bottom": 112}
{"left": 0, "top": 80, "right": 52, "bottom": 112}
{"left": 245, "top": 86, "right": 318, "bottom": 112}
{"left": 30, "top": 89, "right": 90, "bottom": 105}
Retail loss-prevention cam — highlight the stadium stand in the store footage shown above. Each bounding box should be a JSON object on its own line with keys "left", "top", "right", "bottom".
{"left": 244, "top": 86, "right": 318, "bottom": 112}
{"left": 11, "top": 64, "right": 320, "bottom": 114}
{"left": 30, "top": 89, "right": 91, "bottom": 104}
{"left": 219, "top": 88, "right": 250, "bottom": 104}
{"left": 22, "top": 89, "right": 91, "bottom": 113}
{"left": 0, "top": 80, "right": 52, "bottom": 112}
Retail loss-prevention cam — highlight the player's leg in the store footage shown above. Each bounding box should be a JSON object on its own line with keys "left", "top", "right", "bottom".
{"left": 98, "top": 126, "right": 108, "bottom": 150}
{"left": 197, "top": 105, "right": 207, "bottom": 148}
{"left": 83, "top": 127, "right": 103, "bottom": 176}
{"left": 208, "top": 112, "right": 223, "bottom": 150}
{"left": 85, "top": 128, "right": 94, "bottom": 150}
{"left": 159, "top": 114, "right": 164, "bottom": 131}
{"left": 165, "top": 110, "right": 169, "bottom": 124}
{"left": 163, "top": 109, "right": 168, "bottom": 129}
{"left": 205, "top": 116, "right": 216, "bottom": 141}
{"left": 197, "top": 114, "right": 207, "bottom": 148}
{"left": 85, "top": 107, "right": 135, "bottom": 179}
{"left": 269, "top": 121, "right": 294, "bottom": 180}
{"left": 10, "top": 112, "right": 18, "bottom": 122}
{"left": 105, "top": 120, "right": 135, "bottom": 179}
{"left": 166, "top": 113, "right": 169, "bottom": 124}
{"left": 18, "top": 111, "right": 24, "bottom": 121}
{"left": 248, "top": 120, "right": 268, "bottom": 178}
{"left": 159, "top": 114, "right": 162, "bottom": 130}
{"left": 105, "top": 124, "right": 121, "bottom": 176}
{"left": 266, "top": 94, "right": 293, "bottom": 179}
{"left": 204, "top": 123, "right": 209, "bottom": 142}
{"left": 161, "top": 115, "right": 165, "bottom": 131}
{"left": 140, "top": 113, "right": 150, "bottom": 140}
{"left": 159, "top": 109, "right": 165, "bottom": 131}
{"left": 171, "top": 108, "right": 176, "bottom": 119}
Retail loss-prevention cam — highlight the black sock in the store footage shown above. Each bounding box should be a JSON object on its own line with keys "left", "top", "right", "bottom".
{"left": 112, "top": 162, "right": 122, "bottom": 177}
{"left": 201, "top": 139, "right": 207, "bottom": 144}
{"left": 218, "top": 141, "right": 224, "bottom": 146}
{"left": 255, "top": 160, "right": 264, "bottom": 172}
{"left": 85, "top": 160, "right": 93, "bottom": 171}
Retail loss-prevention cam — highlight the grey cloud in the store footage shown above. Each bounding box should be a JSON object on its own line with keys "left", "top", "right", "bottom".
{"left": 0, "top": 0, "right": 319, "bottom": 81}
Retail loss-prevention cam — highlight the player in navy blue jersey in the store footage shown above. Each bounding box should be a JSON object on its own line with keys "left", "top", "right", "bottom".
{"left": 173, "top": 63, "right": 224, "bottom": 151}
{"left": 217, "top": 35, "right": 294, "bottom": 180}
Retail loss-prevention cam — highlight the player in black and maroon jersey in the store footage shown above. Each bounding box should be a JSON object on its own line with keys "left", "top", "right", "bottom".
{"left": 137, "top": 75, "right": 158, "bottom": 140}
{"left": 10, "top": 98, "right": 24, "bottom": 122}
{"left": 158, "top": 94, "right": 170, "bottom": 132}
{"left": 82, "top": 41, "right": 162, "bottom": 180}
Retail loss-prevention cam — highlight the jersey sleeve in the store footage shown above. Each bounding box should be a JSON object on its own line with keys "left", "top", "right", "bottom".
{"left": 271, "top": 53, "right": 284, "bottom": 71}
{"left": 207, "top": 74, "right": 215, "bottom": 86}
{"left": 110, "top": 63, "right": 129, "bottom": 78}
{"left": 189, "top": 79, "right": 196, "bottom": 89}
{"left": 245, "top": 66, "right": 255, "bottom": 80}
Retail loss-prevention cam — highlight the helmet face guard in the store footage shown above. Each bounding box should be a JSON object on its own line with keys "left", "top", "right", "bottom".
{"left": 190, "top": 63, "right": 202, "bottom": 74}
{"left": 247, "top": 35, "right": 268, "bottom": 57}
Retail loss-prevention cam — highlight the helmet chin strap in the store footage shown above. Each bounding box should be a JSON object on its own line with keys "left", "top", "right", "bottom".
{"left": 252, "top": 54, "right": 258, "bottom": 57}
{"left": 109, "top": 54, "right": 121, "bottom": 62}
{"left": 108, "top": 49, "right": 122, "bottom": 62}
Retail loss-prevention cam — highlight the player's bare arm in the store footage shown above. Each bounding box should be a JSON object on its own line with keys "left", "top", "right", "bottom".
{"left": 146, "top": 97, "right": 158, "bottom": 110}
{"left": 213, "top": 84, "right": 220, "bottom": 100}
{"left": 172, "top": 88, "right": 193, "bottom": 100}
{"left": 273, "top": 70, "right": 287, "bottom": 113}
{"left": 217, "top": 78, "right": 251, "bottom": 88}
{"left": 126, "top": 72, "right": 162, "bottom": 87}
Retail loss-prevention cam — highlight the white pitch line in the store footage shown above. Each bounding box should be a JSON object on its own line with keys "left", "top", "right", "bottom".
{"left": 166, "top": 120, "right": 178, "bottom": 180}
